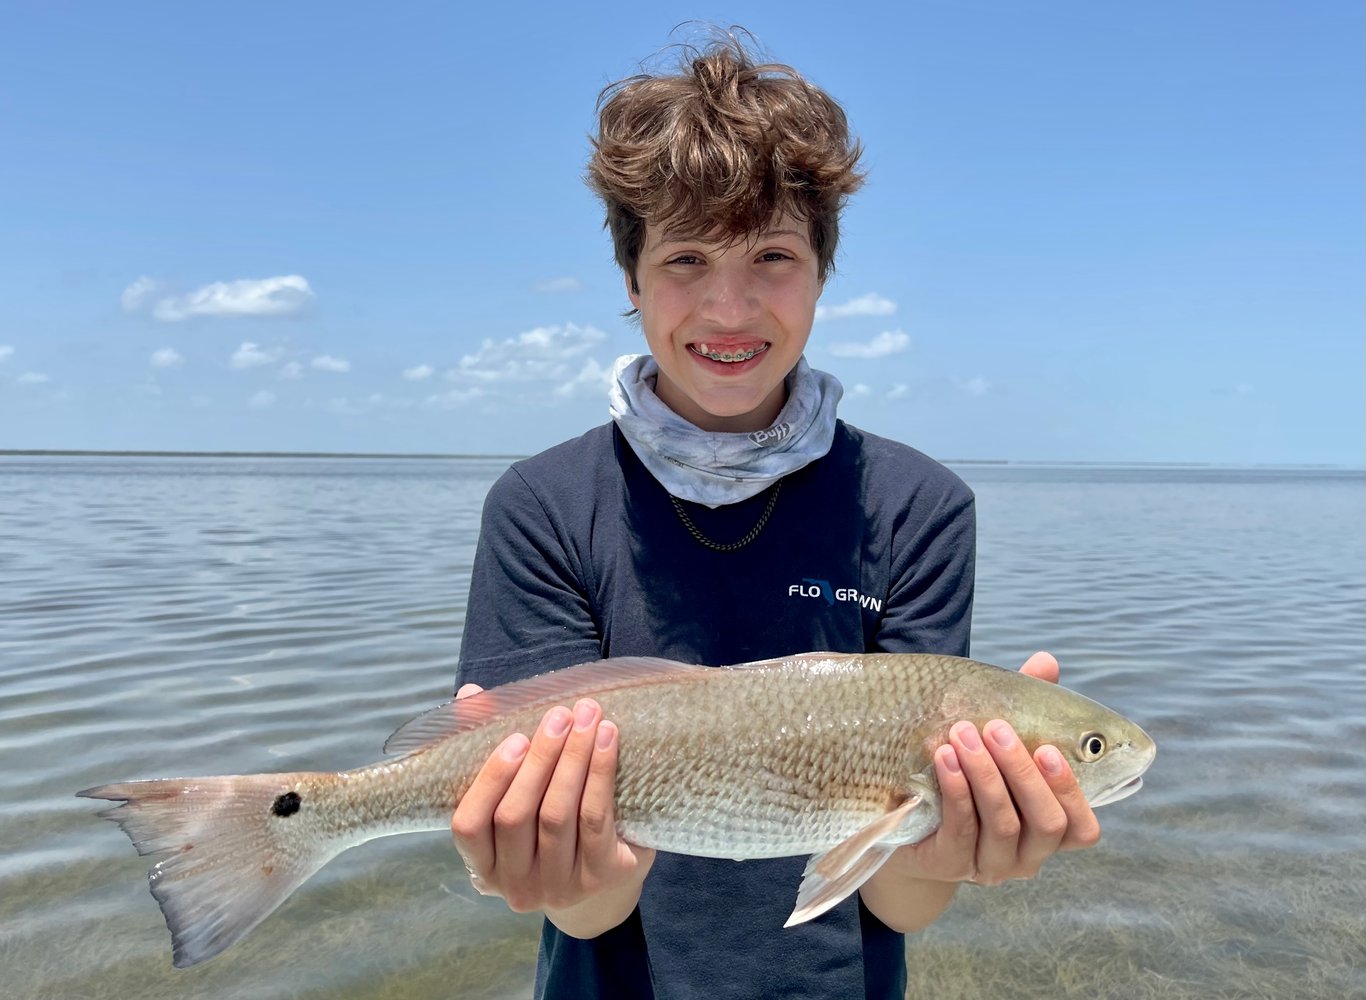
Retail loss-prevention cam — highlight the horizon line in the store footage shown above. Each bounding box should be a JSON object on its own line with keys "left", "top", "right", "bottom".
{"left": 0, "top": 448, "right": 1359, "bottom": 472}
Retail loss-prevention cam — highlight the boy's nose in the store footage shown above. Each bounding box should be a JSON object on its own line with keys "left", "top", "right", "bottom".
{"left": 696, "top": 267, "right": 762, "bottom": 326}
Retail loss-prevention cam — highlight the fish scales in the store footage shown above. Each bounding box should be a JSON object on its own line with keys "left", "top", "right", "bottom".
{"left": 604, "top": 654, "right": 960, "bottom": 857}
{"left": 79, "top": 651, "right": 1156, "bottom": 968}
{"left": 309, "top": 652, "right": 962, "bottom": 857}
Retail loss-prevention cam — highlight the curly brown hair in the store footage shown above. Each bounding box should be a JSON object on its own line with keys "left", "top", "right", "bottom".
{"left": 587, "top": 33, "right": 864, "bottom": 292}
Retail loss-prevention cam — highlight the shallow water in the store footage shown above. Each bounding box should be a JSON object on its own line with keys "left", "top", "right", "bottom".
{"left": 1, "top": 457, "right": 1362, "bottom": 999}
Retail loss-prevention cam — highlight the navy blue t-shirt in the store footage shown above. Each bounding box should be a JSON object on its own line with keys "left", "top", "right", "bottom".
{"left": 456, "top": 420, "right": 975, "bottom": 1000}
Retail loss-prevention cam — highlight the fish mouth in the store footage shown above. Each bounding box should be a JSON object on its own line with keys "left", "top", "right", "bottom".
{"left": 689, "top": 342, "right": 770, "bottom": 364}
{"left": 1088, "top": 775, "right": 1144, "bottom": 809}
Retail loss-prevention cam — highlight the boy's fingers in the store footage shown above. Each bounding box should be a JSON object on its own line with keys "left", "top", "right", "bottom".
{"left": 492, "top": 706, "right": 574, "bottom": 881}
{"left": 931, "top": 744, "right": 979, "bottom": 879}
{"left": 1018, "top": 651, "right": 1059, "bottom": 684}
{"left": 536, "top": 700, "right": 602, "bottom": 893}
{"left": 578, "top": 719, "right": 625, "bottom": 879}
{"left": 451, "top": 731, "right": 530, "bottom": 877}
{"left": 1035, "top": 746, "right": 1102, "bottom": 851}
{"left": 951, "top": 721, "right": 1020, "bottom": 882}
{"left": 986, "top": 721, "right": 1066, "bottom": 844}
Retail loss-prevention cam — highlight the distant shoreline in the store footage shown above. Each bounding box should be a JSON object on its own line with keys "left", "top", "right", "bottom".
{"left": 0, "top": 448, "right": 525, "bottom": 461}
{"left": 0, "top": 449, "right": 1357, "bottom": 471}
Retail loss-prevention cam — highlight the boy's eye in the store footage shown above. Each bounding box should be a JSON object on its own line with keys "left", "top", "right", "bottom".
{"left": 759, "top": 251, "right": 791, "bottom": 262}
{"left": 667, "top": 254, "right": 702, "bottom": 265}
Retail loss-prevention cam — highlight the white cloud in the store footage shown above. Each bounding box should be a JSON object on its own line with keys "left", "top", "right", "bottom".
{"left": 554, "top": 357, "right": 614, "bottom": 398}
{"left": 887, "top": 383, "right": 909, "bottom": 400}
{"left": 829, "top": 329, "right": 909, "bottom": 359}
{"left": 231, "top": 342, "right": 284, "bottom": 369}
{"left": 957, "top": 376, "right": 991, "bottom": 397}
{"left": 850, "top": 383, "right": 872, "bottom": 398}
{"left": 279, "top": 361, "right": 305, "bottom": 379}
{"left": 320, "top": 392, "right": 412, "bottom": 416}
{"left": 534, "top": 276, "right": 584, "bottom": 294}
{"left": 0, "top": 346, "right": 13, "bottom": 363}
{"left": 425, "top": 386, "right": 486, "bottom": 409}
{"left": 248, "top": 390, "right": 276, "bottom": 409}
{"left": 403, "top": 364, "right": 434, "bottom": 381}
{"left": 325, "top": 396, "right": 364, "bottom": 415}
{"left": 121, "top": 276, "right": 159, "bottom": 312}
{"left": 311, "top": 354, "right": 351, "bottom": 373}
{"left": 17, "top": 372, "right": 50, "bottom": 384}
{"left": 133, "top": 275, "right": 314, "bottom": 322}
{"left": 814, "top": 293, "right": 896, "bottom": 323}
{"left": 452, "top": 323, "right": 608, "bottom": 384}
{"left": 150, "top": 347, "right": 183, "bottom": 368}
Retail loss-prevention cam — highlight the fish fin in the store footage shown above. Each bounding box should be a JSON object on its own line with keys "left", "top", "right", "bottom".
{"left": 384, "top": 656, "right": 707, "bottom": 755}
{"left": 79, "top": 773, "right": 340, "bottom": 968}
{"left": 783, "top": 794, "right": 924, "bottom": 928}
{"left": 784, "top": 844, "right": 898, "bottom": 929}
{"left": 732, "top": 651, "right": 854, "bottom": 670}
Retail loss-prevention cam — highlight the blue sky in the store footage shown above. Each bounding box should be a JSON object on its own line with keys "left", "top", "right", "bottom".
{"left": 1, "top": 2, "right": 1360, "bottom": 465}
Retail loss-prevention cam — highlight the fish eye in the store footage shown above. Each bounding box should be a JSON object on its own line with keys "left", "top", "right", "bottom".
{"left": 1078, "top": 732, "right": 1107, "bottom": 762}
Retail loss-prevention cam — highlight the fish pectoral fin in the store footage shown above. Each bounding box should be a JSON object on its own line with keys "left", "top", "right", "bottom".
{"left": 784, "top": 844, "right": 897, "bottom": 929}
{"left": 783, "top": 795, "right": 923, "bottom": 928}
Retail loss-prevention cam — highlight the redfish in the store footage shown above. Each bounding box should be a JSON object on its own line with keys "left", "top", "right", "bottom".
{"left": 80, "top": 652, "right": 1155, "bottom": 968}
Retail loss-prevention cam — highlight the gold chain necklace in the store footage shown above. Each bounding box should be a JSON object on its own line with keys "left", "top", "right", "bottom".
{"left": 668, "top": 480, "right": 782, "bottom": 552}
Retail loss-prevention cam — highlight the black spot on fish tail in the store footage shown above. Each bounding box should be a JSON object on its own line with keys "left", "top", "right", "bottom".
{"left": 271, "top": 791, "right": 301, "bottom": 817}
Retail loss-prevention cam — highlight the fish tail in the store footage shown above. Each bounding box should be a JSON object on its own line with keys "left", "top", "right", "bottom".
{"left": 79, "top": 772, "right": 341, "bottom": 968}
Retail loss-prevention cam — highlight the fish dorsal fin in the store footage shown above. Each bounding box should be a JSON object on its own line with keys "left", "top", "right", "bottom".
{"left": 383, "top": 656, "right": 707, "bottom": 755}
{"left": 732, "top": 651, "right": 857, "bottom": 670}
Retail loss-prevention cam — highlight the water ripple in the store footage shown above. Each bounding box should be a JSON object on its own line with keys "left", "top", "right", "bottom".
{"left": 1, "top": 457, "right": 1362, "bottom": 999}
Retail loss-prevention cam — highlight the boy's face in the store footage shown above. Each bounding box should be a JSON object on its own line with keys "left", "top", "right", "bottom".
{"left": 628, "top": 212, "right": 822, "bottom": 433}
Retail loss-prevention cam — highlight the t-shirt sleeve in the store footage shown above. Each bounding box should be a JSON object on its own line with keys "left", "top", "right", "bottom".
{"left": 873, "top": 483, "right": 976, "bottom": 657}
{"left": 455, "top": 466, "right": 603, "bottom": 692}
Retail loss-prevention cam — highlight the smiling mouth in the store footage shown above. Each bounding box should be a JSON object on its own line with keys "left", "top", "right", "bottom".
{"left": 690, "top": 343, "right": 769, "bottom": 363}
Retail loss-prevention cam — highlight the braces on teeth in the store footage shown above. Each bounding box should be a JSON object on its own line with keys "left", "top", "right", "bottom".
{"left": 695, "top": 345, "right": 764, "bottom": 362}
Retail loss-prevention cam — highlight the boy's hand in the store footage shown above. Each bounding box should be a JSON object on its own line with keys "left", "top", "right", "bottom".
{"left": 450, "top": 687, "right": 654, "bottom": 937}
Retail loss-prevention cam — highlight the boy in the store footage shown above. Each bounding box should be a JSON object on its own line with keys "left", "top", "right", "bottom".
{"left": 452, "top": 36, "right": 1098, "bottom": 999}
